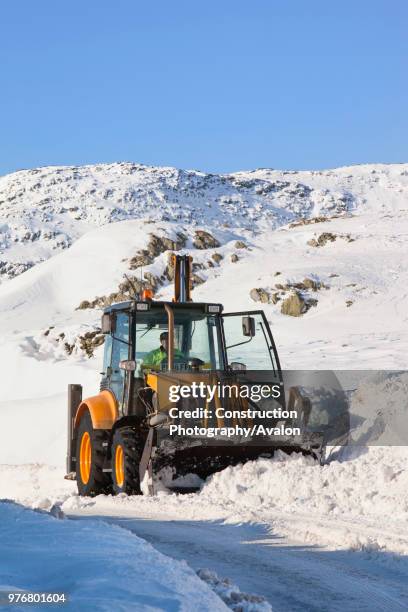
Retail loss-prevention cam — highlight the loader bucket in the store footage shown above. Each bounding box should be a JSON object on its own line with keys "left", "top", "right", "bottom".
{"left": 138, "top": 368, "right": 326, "bottom": 494}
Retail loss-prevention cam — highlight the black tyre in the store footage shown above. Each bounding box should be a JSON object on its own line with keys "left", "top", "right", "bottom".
{"left": 75, "top": 411, "right": 112, "bottom": 496}
{"left": 111, "top": 427, "right": 141, "bottom": 495}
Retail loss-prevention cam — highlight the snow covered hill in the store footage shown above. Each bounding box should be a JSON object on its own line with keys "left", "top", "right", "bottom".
{"left": 1, "top": 161, "right": 407, "bottom": 282}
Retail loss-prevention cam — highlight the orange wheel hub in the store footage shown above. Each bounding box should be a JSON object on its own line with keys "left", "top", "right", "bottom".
{"left": 115, "top": 444, "right": 124, "bottom": 487}
{"left": 79, "top": 431, "right": 92, "bottom": 484}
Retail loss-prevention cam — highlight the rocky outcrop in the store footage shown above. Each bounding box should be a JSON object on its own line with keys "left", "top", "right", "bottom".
{"left": 129, "top": 232, "right": 187, "bottom": 269}
{"left": 0, "top": 260, "right": 35, "bottom": 279}
{"left": 43, "top": 326, "right": 105, "bottom": 358}
{"left": 193, "top": 230, "right": 220, "bottom": 249}
{"left": 163, "top": 252, "right": 176, "bottom": 281}
{"left": 192, "top": 274, "right": 205, "bottom": 286}
{"left": 295, "top": 277, "right": 326, "bottom": 291}
{"left": 147, "top": 233, "right": 187, "bottom": 257}
{"left": 307, "top": 232, "right": 337, "bottom": 247}
{"left": 76, "top": 330, "right": 105, "bottom": 357}
{"left": 211, "top": 252, "right": 223, "bottom": 264}
{"left": 307, "top": 233, "right": 354, "bottom": 247}
{"left": 275, "top": 277, "right": 326, "bottom": 292}
{"left": 250, "top": 288, "right": 270, "bottom": 303}
{"left": 280, "top": 292, "right": 317, "bottom": 317}
{"left": 129, "top": 253, "right": 152, "bottom": 269}
{"left": 143, "top": 272, "right": 161, "bottom": 289}
{"left": 77, "top": 274, "right": 156, "bottom": 310}
{"left": 289, "top": 216, "right": 330, "bottom": 229}
{"left": 250, "top": 275, "right": 325, "bottom": 312}
{"left": 234, "top": 240, "right": 247, "bottom": 249}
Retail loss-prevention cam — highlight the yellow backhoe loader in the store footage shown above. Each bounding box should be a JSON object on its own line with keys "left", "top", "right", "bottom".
{"left": 66, "top": 255, "right": 323, "bottom": 495}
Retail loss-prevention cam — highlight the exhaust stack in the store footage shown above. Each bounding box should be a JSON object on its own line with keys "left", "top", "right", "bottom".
{"left": 173, "top": 255, "right": 192, "bottom": 303}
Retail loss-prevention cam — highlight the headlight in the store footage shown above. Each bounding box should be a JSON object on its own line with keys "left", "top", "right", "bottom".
{"left": 206, "top": 304, "right": 222, "bottom": 314}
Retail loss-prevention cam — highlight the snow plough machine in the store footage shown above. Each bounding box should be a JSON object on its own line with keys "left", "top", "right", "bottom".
{"left": 66, "top": 255, "right": 325, "bottom": 496}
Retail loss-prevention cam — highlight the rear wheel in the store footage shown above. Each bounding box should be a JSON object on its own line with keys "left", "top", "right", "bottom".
{"left": 111, "top": 427, "right": 141, "bottom": 495}
{"left": 75, "top": 411, "right": 111, "bottom": 496}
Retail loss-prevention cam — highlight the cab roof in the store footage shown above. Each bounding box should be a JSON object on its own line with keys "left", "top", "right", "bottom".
{"left": 103, "top": 300, "right": 223, "bottom": 314}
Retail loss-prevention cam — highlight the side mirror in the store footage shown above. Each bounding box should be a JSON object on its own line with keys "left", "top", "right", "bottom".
{"left": 242, "top": 316, "right": 255, "bottom": 337}
{"left": 119, "top": 360, "right": 136, "bottom": 372}
{"left": 230, "top": 362, "right": 247, "bottom": 372}
{"left": 101, "top": 312, "right": 115, "bottom": 334}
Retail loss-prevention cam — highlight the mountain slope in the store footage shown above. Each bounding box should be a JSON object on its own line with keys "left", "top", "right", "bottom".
{"left": 2, "top": 161, "right": 407, "bottom": 281}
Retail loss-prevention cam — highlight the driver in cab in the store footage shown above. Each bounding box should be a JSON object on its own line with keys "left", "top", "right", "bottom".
{"left": 142, "top": 332, "right": 185, "bottom": 368}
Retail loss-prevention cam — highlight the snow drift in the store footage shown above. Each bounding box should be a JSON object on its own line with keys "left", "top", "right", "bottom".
{"left": 0, "top": 501, "right": 230, "bottom": 612}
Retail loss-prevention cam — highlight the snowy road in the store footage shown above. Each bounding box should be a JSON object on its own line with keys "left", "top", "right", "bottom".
{"left": 71, "top": 510, "right": 408, "bottom": 612}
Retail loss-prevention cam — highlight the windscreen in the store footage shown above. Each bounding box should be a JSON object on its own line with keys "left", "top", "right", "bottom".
{"left": 134, "top": 308, "right": 223, "bottom": 376}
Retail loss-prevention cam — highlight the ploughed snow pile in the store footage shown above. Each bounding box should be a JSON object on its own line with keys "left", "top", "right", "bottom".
{"left": 199, "top": 446, "right": 408, "bottom": 553}
{"left": 52, "top": 443, "right": 408, "bottom": 556}
{"left": 0, "top": 368, "right": 407, "bottom": 558}
{"left": 0, "top": 501, "right": 230, "bottom": 612}
{"left": 37, "top": 372, "right": 406, "bottom": 557}
{"left": 198, "top": 371, "right": 408, "bottom": 552}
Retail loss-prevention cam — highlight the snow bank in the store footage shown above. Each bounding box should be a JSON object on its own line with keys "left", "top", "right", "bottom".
{"left": 49, "top": 445, "right": 408, "bottom": 557}
{"left": 197, "top": 371, "right": 408, "bottom": 549}
{"left": 0, "top": 464, "right": 75, "bottom": 509}
{"left": 199, "top": 446, "right": 408, "bottom": 553}
{"left": 0, "top": 501, "right": 229, "bottom": 612}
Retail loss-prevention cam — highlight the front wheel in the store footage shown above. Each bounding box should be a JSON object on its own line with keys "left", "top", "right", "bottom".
{"left": 111, "top": 427, "right": 141, "bottom": 495}
{"left": 75, "top": 411, "right": 111, "bottom": 496}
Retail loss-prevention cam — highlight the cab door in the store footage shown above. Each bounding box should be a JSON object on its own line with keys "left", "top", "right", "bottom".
{"left": 109, "top": 311, "right": 131, "bottom": 406}
{"left": 221, "top": 311, "right": 282, "bottom": 376}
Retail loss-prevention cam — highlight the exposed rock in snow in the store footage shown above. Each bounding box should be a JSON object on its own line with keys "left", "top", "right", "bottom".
{"left": 250, "top": 287, "right": 271, "bottom": 303}
{"left": 280, "top": 291, "right": 317, "bottom": 316}
{"left": 307, "top": 232, "right": 354, "bottom": 247}
{"left": 193, "top": 230, "right": 221, "bottom": 250}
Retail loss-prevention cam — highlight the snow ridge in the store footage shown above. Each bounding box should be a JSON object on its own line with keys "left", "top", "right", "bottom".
{"left": 2, "top": 161, "right": 407, "bottom": 282}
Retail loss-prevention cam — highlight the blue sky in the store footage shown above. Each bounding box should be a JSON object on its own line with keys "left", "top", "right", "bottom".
{"left": 0, "top": 0, "right": 407, "bottom": 175}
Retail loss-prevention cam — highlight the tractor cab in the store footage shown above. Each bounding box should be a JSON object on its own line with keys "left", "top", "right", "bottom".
{"left": 99, "top": 298, "right": 283, "bottom": 417}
